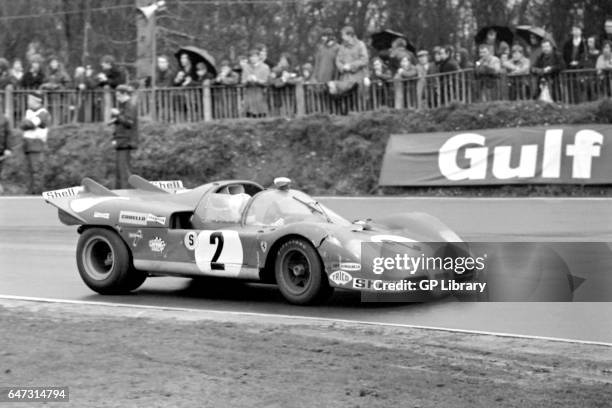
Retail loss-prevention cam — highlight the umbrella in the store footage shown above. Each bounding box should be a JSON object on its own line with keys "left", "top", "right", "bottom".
{"left": 515, "top": 25, "right": 556, "bottom": 48}
{"left": 175, "top": 45, "right": 217, "bottom": 77}
{"left": 474, "top": 25, "right": 514, "bottom": 45}
{"left": 370, "top": 29, "right": 416, "bottom": 53}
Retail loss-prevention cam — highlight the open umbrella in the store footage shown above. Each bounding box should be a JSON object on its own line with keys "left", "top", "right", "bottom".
{"left": 175, "top": 45, "right": 217, "bottom": 77}
{"left": 474, "top": 25, "right": 514, "bottom": 45}
{"left": 370, "top": 29, "right": 416, "bottom": 53}
{"left": 515, "top": 25, "right": 556, "bottom": 48}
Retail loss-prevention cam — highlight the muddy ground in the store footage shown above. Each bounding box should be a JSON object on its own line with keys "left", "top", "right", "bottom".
{"left": 0, "top": 300, "right": 611, "bottom": 408}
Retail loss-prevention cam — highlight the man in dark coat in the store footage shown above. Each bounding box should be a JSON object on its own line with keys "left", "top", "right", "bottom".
{"left": 0, "top": 114, "right": 12, "bottom": 191}
{"left": 531, "top": 39, "right": 564, "bottom": 101}
{"left": 562, "top": 24, "right": 588, "bottom": 69}
{"left": 110, "top": 84, "right": 138, "bottom": 189}
{"left": 313, "top": 28, "right": 339, "bottom": 83}
{"left": 98, "top": 55, "right": 126, "bottom": 89}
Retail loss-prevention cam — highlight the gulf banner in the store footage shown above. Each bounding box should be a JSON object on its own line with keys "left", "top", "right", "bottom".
{"left": 379, "top": 125, "right": 612, "bottom": 186}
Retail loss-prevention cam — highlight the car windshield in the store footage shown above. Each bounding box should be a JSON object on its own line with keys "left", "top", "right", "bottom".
{"left": 244, "top": 190, "right": 351, "bottom": 227}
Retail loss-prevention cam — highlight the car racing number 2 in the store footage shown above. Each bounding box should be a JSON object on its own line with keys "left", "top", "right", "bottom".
{"left": 191, "top": 230, "right": 244, "bottom": 277}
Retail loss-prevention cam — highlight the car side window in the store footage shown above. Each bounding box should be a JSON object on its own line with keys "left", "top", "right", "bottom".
{"left": 196, "top": 193, "right": 250, "bottom": 224}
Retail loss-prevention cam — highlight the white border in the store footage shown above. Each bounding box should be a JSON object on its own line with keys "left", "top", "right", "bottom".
{"left": 1, "top": 294, "right": 610, "bottom": 347}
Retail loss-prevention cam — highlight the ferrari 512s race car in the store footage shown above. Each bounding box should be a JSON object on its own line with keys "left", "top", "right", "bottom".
{"left": 43, "top": 175, "right": 475, "bottom": 304}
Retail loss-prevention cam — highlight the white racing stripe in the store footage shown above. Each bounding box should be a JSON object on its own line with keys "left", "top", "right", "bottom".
{"left": 0, "top": 294, "right": 610, "bottom": 347}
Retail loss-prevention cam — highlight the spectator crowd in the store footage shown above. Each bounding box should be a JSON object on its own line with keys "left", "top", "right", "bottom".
{"left": 2, "top": 18, "right": 612, "bottom": 115}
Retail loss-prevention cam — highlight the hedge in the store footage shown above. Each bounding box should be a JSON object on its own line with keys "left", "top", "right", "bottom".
{"left": 2, "top": 99, "right": 612, "bottom": 196}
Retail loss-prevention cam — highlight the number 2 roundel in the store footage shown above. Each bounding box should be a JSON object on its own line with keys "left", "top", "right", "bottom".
{"left": 194, "top": 230, "right": 243, "bottom": 277}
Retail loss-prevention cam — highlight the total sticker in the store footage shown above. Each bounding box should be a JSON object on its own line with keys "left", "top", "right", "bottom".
{"left": 184, "top": 231, "right": 198, "bottom": 250}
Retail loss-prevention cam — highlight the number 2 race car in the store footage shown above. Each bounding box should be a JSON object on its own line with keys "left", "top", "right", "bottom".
{"left": 44, "top": 175, "right": 474, "bottom": 304}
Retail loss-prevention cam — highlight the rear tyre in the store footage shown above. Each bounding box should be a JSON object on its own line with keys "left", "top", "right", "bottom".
{"left": 274, "top": 239, "right": 333, "bottom": 305}
{"left": 76, "top": 228, "right": 144, "bottom": 294}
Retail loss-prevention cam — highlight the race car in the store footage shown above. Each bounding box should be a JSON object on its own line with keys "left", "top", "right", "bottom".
{"left": 43, "top": 175, "right": 474, "bottom": 304}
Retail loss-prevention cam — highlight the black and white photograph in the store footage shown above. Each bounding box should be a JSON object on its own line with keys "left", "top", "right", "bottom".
{"left": 0, "top": 0, "right": 612, "bottom": 406}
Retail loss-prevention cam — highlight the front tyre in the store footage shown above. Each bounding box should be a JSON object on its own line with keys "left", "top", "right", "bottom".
{"left": 274, "top": 239, "right": 333, "bottom": 305}
{"left": 76, "top": 228, "right": 145, "bottom": 294}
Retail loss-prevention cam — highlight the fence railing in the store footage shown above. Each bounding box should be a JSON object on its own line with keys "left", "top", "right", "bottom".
{"left": 4, "top": 68, "right": 612, "bottom": 126}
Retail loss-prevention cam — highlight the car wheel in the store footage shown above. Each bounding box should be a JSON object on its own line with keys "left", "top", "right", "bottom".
{"left": 274, "top": 239, "right": 333, "bottom": 305}
{"left": 76, "top": 228, "right": 143, "bottom": 294}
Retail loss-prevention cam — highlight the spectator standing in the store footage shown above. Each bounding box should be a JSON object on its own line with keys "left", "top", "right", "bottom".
{"left": 596, "top": 41, "right": 612, "bottom": 73}
{"left": 97, "top": 55, "right": 125, "bottom": 89}
{"left": 503, "top": 45, "right": 531, "bottom": 100}
{"left": 174, "top": 53, "right": 196, "bottom": 87}
{"left": 298, "top": 63, "right": 314, "bottom": 83}
{"left": 42, "top": 56, "right": 71, "bottom": 90}
{"left": 388, "top": 37, "right": 416, "bottom": 74}
{"left": 20, "top": 90, "right": 50, "bottom": 194}
{"left": 527, "top": 34, "right": 543, "bottom": 68}
{"left": 475, "top": 44, "right": 502, "bottom": 101}
{"left": 0, "top": 113, "right": 12, "bottom": 191}
{"left": 503, "top": 44, "right": 531, "bottom": 75}
{"left": 393, "top": 56, "right": 418, "bottom": 79}
{"left": 416, "top": 50, "right": 435, "bottom": 75}
{"left": 438, "top": 46, "right": 460, "bottom": 73}
{"left": 0, "top": 58, "right": 15, "bottom": 89}
{"left": 256, "top": 44, "right": 273, "bottom": 69}
{"left": 600, "top": 17, "right": 612, "bottom": 45}
{"left": 328, "top": 26, "right": 369, "bottom": 96}
{"left": 109, "top": 85, "right": 138, "bottom": 189}
{"left": 193, "top": 62, "right": 215, "bottom": 84}
{"left": 431, "top": 46, "right": 443, "bottom": 72}
{"left": 585, "top": 36, "right": 600, "bottom": 68}
{"left": 563, "top": 24, "right": 588, "bottom": 69}
{"left": 483, "top": 29, "right": 500, "bottom": 56}
{"left": 9, "top": 59, "right": 24, "bottom": 87}
{"left": 22, "top": 55, "right": 45, "bottom": 89}
{"left": 371, "top": 57, "right": 392, "bottom": 82}
{"left": 531, "top": 39, "right": 563, "bottom": 101}
{"left": 241, "top": 49, "right": 270, "bottom": 117}
{"left": 154, "top": 55, "right": 174, "bottom": 87}
{"left": 214, "top": 60, "right": 240, "bottom": 85}
{"left": 313, "top": 28, "right": 339, "bottom": 83}
{"left": 455, "top": 47, "right": 472, "bottom": 69}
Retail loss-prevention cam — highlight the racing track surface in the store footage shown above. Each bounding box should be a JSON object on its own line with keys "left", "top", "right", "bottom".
{"left": 1, "top": 196, "right": 612, "bottom": 344}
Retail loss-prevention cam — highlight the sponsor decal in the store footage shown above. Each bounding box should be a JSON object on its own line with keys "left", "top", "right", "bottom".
{"left": 93, "top": 211, "right": 110, "bottom": 220}
{"left": 331, "top": 262, "right": 361, "bottom": 271}
{"left": 329, "top": 270, "right": 352, "bottom": 286}
{"left": 439, "top": 130, "right": 603, "bottom": 181}
{"left": 148, "top": 237, "right": 166, "bottom": 253}
{"left": 42, "top": 186, "right": 84, "bottom": 200}
{"left": 151, "top": 180, "right": 185, "bottom": 192}
{"left": 146, "top": 214, "right": 166, "bottom": 225}
{"left": 260, "top": 241, "right": 267, "bottom": 253}
{"left": 184, "top": 231, "right": 197, "bottom": 251}
{"left": 119, "top": 211, "right": 147, "bottom": 226}
{"left": 118, "top": 211, "right": 166, "bottom": 226}
{"left": 128, "top": 230, "right": 143, "bottom": 247}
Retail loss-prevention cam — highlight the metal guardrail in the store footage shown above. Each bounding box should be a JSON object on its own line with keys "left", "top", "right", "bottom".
{"left": 3, "top": 68, "right": 612, "bottom": 126}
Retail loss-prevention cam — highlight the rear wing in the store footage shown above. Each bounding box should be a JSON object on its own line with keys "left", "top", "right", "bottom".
{"left": 43, "top": 176, "right": 187, "bottom": 225}
{"left": 42, "top": 178, "right": 123, "bottom": 225}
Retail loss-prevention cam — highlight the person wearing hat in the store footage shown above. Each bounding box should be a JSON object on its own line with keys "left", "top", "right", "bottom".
{"left": 20, "top": 90, "right": 51, "bottom": 194}
{"left": 109, "top": 84, "right": 138, "bottom": 189}
{"left": 313, "top": 27, "right": 339, "bottom": 83}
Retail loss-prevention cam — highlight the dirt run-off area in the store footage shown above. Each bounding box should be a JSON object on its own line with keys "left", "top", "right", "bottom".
{"left": 0, "top": 299, "right": 611, "bottom": 408}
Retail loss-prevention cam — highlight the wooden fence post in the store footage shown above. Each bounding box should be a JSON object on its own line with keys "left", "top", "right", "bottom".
{"left": 393, "top": 79, "right": 404, "bottom": 109}
{"left": 295, "top": 82, "right": 305, "bottom": 117}
{"left": 103, "top": 86, "right": 112, "bottom": 123}
{"left": 203, "top": 81, "right": 212, "bottom": 122}
{"left": 4, "top": 85, "right": 13, "bottom": 128}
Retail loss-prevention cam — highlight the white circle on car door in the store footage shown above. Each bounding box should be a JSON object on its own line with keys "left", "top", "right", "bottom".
{"left": 194, "top": 230, "right": 243, "bottom": 277}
